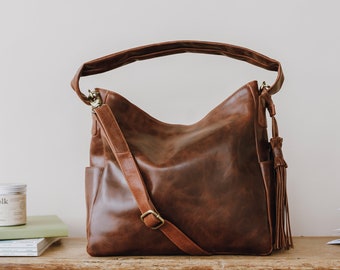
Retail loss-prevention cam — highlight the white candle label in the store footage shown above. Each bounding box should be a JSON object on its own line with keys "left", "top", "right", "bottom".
{"left": 0, "top": 194, "right": 26, "bottom": 226}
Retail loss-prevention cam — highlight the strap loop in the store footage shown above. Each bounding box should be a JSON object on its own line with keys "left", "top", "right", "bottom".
{"left": 260, "top": 88, "right": 276, "bottom": 117}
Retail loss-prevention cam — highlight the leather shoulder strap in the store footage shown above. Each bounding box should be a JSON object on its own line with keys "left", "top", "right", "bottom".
{"left": 93, "top": 104, "right": 210, "bottom": 255}
{"left": 71, "top": 40, "right": 284, "bottom": 105}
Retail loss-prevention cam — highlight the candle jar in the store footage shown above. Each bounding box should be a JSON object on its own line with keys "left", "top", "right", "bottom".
{"left": 0, "top": 184, "right": 26, "bottom": 226}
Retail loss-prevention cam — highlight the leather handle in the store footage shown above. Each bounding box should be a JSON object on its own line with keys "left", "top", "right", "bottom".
{"left": 71, "top": 40, "right": 284, "bottom": 105}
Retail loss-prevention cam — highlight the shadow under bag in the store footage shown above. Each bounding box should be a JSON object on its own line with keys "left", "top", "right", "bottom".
{"left": 71, "top": 40, "right": 293, "bottom": 256}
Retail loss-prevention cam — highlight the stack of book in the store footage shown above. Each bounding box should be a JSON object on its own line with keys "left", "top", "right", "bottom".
{"left": 0, "top": 215, "right": 68, "bottom": 256}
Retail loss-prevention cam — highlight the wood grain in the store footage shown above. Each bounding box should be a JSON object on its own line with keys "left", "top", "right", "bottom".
{"left": 0, "top": 237, "right": 339, "bottom": 269}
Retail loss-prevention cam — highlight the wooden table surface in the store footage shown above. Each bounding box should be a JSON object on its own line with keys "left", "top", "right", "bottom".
{"left": 0, "top": 237, "right": 339, "bottom": 269}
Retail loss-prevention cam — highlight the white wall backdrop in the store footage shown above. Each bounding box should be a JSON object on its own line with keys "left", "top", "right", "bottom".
{"left": 0, "top": 0, "right": 339, "bottom": 237}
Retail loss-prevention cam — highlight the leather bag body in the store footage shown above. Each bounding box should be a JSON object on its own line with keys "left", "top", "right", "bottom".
{"left": 71, "top": 41, "right": 292, "bottom": 256}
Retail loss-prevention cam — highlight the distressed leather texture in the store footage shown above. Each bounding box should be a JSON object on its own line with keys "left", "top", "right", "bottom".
{"left": 71, "top": 41, "right": 291, "bottom": 256}
{"left": 85, "top": 83, "right": 275, "bottom": 256}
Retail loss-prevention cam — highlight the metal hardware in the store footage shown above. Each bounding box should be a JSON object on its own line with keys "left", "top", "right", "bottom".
{"left": 140, "top": 210, "right": 165, "bottom": 230}
{"left": 87, "top": 89, "right": 102, "bottom": 109}
{"left": 260, "top": 81, "right": 271, "bottom": 91}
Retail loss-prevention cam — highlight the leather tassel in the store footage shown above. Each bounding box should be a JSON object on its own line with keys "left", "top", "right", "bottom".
{"left": 270, "top": 136, "right": 293, "bottom": 250}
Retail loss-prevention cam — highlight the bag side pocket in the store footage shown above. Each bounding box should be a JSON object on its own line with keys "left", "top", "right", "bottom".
{"left": 85, "top": 167, "right": 103, "bottom": 227}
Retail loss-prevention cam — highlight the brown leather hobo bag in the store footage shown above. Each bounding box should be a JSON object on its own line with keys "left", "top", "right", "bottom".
{"left": 71, "top": 41, "right": 292, "bottom": 256}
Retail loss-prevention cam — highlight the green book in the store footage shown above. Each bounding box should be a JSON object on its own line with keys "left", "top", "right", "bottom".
{"left": 0, "top": 215, "right": 68, "bottom": 240}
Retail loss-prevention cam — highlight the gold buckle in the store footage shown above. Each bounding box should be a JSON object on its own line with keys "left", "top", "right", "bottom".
{"left": 140, "top": 210, "right": 165, "bottom": 230}
{"left": 260, "top": 81, "right": 271, "bottom": 91}
{"left": 87, "top": 89, "right": 102, "bottom": 109}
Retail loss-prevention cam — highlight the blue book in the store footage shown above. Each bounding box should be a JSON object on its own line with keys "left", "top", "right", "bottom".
{"left": 0, "top": 237, "right": 60, "bottom": 256}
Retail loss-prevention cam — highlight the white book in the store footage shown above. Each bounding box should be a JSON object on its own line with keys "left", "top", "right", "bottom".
{"left": 327, "top": 209, "right": 340, "bottom": 245}
{"left": 0, "top": 237, "right": 60, "bottom": 256}
{"left": 327, "top": 239, "right": 340, "bottom": 245}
